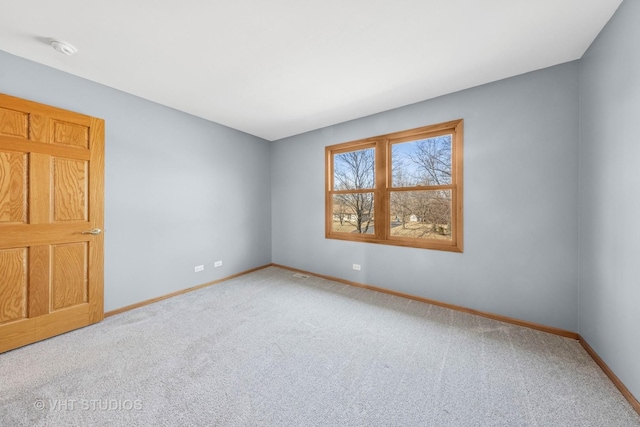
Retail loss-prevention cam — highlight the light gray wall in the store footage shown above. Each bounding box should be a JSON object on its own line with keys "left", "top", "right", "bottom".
{"left": 272, "top": 62, "right": 580, "bottom": 331}
{"left": 0, "top": 50, "right": 272, "bottom": 312}
{"left": 579, "top": 0, "right": 640, "bottom": 399}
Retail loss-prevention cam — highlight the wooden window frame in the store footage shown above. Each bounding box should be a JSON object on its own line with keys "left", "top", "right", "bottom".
{"left": 325, "top": 119, "right": 463, "bottom": 252}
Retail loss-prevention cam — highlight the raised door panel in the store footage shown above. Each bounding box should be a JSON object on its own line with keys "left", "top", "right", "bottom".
{"left": 0, "top": 151, "right": 27, "bottom": 224}
{"left": 52, "top": 157, "right": 87, "bottom": 222}
{"left": 0, "top": 248, "right": 28, "bottom": 323}
{"left": 52, "top": 120, "right": 89, "bottom": 149}
{"left": 0, "top": 107, "right": 28, "bottom": 139}
{"left": 51, "top": 242, "right": 88, "bottom": 311}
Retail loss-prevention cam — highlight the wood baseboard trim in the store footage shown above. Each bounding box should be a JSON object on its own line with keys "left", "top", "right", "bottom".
{"left": 270, "top": 263, "right": 578, "bottom": 339}
{"left": 578, "top": 335, "right": 640, "bottom": 416}
{"left": 104, "top": 264, "right": 271, "bottom": 318}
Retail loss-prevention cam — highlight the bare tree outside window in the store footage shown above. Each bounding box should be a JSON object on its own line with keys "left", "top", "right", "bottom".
{"left": 390, "top": 136, "right": 453, "bottom": 240}
{"left": 333, "top": 148, "right": 375, "bottom": 234}
{"left": 392, "top": 136, "right": 451, "bottom": 186}
{"left": 408, "top": 136, "right": 452, "bottom": 185}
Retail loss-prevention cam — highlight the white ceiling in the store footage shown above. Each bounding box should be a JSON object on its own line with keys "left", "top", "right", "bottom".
{"left": 0, "top": 0, "right": 622, "bottom": 141}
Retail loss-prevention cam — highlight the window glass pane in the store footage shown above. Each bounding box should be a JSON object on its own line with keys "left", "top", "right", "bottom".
{"left": 390, "top": 190, "right": 451, "bottom": 240}
{"left": 333, "top": 148, "right": 375, "bottom": 190}
{"left": 392, "top": 135, "right": 451, "bottom": 187}
{"left": 332, "top": 193, "right": 375, "bottom": 234}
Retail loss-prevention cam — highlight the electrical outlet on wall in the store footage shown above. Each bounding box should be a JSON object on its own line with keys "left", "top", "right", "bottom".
{"left": 194, "top": 265, "right": 204, "bottom": 272}
{"left": 353, "top": 264, "right": 361, "bottom": 271}
{"left": 214, "top": 260, "right": 223, "bottom": 268}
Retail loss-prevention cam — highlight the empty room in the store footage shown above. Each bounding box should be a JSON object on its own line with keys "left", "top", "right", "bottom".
{"left": 1, "top": 0, "right": 639, "bottom": 425}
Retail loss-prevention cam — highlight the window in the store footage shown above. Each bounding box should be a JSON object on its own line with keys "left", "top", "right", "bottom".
{"left": 325, "top": 119, "right": 463, "bottom": 252}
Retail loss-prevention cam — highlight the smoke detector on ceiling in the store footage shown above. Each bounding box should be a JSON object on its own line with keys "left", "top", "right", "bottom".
{"left": 50, "top": 39, "right": 78, "bottom": 56}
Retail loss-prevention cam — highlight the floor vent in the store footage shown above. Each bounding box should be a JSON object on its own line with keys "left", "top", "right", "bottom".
{"left": 292, "top": 273, "right": 310, "bottom": 279}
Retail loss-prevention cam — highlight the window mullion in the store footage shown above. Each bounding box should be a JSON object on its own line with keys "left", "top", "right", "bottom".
{"left": 374, "top": 139, "right": 387, "bottom": 241}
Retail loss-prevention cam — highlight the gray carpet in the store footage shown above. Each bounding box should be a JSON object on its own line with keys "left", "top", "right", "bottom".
{"left": 1, "top": 266, "right": 638, "bottom": 426}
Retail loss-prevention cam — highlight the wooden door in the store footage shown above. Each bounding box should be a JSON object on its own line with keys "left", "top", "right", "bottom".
{"left": 0, "top": 93, "right": 104, "bottom": 353}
